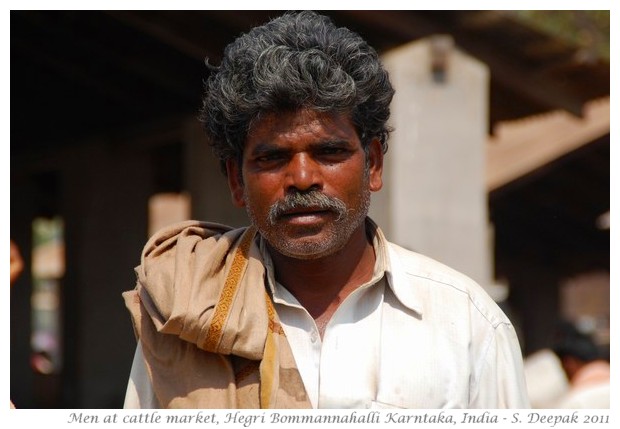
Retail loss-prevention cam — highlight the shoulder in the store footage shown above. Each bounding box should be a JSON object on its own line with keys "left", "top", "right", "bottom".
{"left": 133, "top": 221, "right": 249, "bottom": 317}
{"left": 141, "top": 220, "right": 236, "bottom": 259}
{"left": 385, "top": 241, "right": 511, "bottom": 328}
{"left": 556, "top": 383, "right": 610, "bottom": 408}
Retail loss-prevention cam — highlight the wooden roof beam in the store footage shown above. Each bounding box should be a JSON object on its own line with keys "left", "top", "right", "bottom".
{"left": 486, "top": 97, "right": 610, "bottom": 191}
{"left": 343, "top": 11, "right": 587, "bottom": 116}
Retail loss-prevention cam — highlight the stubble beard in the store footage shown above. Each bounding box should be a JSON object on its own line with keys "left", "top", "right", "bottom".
{"left": 244, "top": 172, "right": 371, "bottom": 260}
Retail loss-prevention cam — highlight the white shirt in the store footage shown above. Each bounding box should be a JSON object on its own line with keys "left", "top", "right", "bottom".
{"left": 554, "top": 360, "right": 610, "bottom": 409}
{"left": 124, "top": 229, "right": 530, "bottom": 409}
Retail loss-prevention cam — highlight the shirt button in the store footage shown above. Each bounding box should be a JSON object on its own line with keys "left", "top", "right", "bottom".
{"left": 310, "top": 331, "right": 318, "bottom": 343}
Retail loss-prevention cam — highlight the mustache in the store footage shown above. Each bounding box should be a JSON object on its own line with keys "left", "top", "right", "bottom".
{"left": 267, "top": 190, "right": 348, "bottom": 225}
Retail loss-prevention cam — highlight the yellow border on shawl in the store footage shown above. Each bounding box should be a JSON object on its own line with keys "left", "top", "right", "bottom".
{"left": 203, "top": 226, "right": 257, "bottom": 351}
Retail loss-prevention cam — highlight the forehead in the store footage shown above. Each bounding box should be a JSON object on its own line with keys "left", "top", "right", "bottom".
{"left": 246, "top": 109, "right": 359, "bottom": 148}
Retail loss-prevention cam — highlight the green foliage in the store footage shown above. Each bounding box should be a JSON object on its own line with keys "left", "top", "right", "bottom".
{"left": 511, "top": 10, "right": 609, "bottom": 61}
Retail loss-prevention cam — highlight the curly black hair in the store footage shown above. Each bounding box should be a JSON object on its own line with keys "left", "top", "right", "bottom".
{"left": 553, "top": 321, "right": 602, "bottom": 363}
{"left": 200, "top": 11, "right": 395, "bottom": 172}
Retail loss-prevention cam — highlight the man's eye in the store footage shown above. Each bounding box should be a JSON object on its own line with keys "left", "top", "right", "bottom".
{"left": 255, "top": 153, "right": 284, "bottom": 164}
{"left": 254, "top": 153, "right": 284, "bottom": 166}
{"left": 318, "top": 147, "right": 349, "bottom": 158}
{"left": 322, "top": 148, "right": 344, "bottom": 154}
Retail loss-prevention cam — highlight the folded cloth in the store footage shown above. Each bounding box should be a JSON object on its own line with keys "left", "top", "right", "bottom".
{"left": 123, "top": 221, "right": 310, "bottom": 408}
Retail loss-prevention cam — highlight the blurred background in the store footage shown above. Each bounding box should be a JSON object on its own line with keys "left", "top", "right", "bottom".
{"left": 10, "top": 10, "right": 609, "bottom": 408}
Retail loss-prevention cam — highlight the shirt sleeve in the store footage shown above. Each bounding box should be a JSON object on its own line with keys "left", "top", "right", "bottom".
{"left": 471, "top": 322, "right": 531, "bottom": 408}
{"left": 124, "top": 343, "right": 158, "bottom": 409}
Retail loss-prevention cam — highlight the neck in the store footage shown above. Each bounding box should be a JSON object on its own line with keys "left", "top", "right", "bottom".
{"left": 267, "top": 222, "right": 376, "bottom": 322}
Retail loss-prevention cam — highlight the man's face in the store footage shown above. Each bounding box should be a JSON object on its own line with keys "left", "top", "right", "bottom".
{"left": 226, "top": 109, "right": 383, "bottom": 260}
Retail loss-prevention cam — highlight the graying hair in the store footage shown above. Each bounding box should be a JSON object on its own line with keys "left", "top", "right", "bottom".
{"left": 200, "top": 11, "right": 395, "bottom": 173}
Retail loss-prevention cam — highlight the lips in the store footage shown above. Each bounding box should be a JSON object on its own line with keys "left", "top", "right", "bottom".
{"left": 266, "top": 190, "right": 348, "bottom": 226}
{"left": 279, "top": 208, "right": 333, "bottom": 225}
{"left": 280, "top": 207, "right": 330, "bottom": 218}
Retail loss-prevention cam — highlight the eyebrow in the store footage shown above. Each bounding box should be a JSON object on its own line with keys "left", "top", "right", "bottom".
{"left": 250, "top": 139, "right": 352, "bottom": 154}
{"left": 249, "top": 142, "right": 285, "bottom": 156}
{"left": 313, "top": 139, "right": 351, "bottom": 149}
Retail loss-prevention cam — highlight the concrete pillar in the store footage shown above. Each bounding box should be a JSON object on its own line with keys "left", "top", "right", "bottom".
{"left": 372, "top": 36, "right": 504, "bottom": 300}
{"left": 63, "top": 141, "right": 152, "bottom": 407}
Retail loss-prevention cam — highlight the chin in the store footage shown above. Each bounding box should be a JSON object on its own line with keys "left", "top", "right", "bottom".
{"left": 269, "top": 236, "right": 346, "bottom": 260}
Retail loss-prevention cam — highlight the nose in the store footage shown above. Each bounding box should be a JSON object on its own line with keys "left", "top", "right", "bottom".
{"left": 285, "top": 152, "right": 322, "bottom": 192}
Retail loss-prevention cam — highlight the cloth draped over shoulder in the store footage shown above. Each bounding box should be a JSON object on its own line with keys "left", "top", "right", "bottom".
{"left": 122, "top": 220, "right": 311, "bottom": 408}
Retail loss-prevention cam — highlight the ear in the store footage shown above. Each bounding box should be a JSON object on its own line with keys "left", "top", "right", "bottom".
{"left": 367, "top": 138, "right": 384, "bottom": 192}
{"left": 225, "top": 158, "right": 246, "bottom": 208}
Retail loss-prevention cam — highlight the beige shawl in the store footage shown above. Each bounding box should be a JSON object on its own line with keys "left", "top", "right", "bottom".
{"left": 123, "top": 221, "right": 311, "bottom": 408}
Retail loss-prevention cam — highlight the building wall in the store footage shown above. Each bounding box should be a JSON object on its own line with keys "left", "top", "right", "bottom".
{"left": 372, "top": 37, "right": 501, "bottom": 299}
{"left": 10, "top": 116, "right": 253, "bottom": 408}
{"left": 63, "top": 142, "right": 152, "bottom": 407}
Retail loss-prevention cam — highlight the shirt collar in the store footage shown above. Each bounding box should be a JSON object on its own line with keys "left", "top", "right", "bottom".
{"left": 259, "top": 236, "right": 296, "bottom": 306}
{"left": 258, "top": 217, "right": 419, "bottom": 314}
{"left": 367, "top": 219, "right": 423, "bottom": 315}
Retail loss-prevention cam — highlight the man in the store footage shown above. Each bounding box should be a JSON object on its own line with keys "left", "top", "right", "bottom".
{"left": 553, "top": 323, "right": 610, "bottom": 408}
{"left": 10, "top": 240, "right": 24, "bottom": 409}
{"left": 123, "top": 11, "right": 529, "bottom": 409}
{"left": 10, "top": 240, "right": 24, "bottom": 286}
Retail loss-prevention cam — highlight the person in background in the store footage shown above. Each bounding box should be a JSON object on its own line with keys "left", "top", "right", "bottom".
{"left": 122, "top": 11, "right": 529, "bottom": 409}
{"left": 10, "top": 240, "right": 24, "bottom": 286}
{"left": 553, "top": 322, "right": 610, "bottom": 408}
{"left": 10, "top": 240, "right": 24, "bottom": 409}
